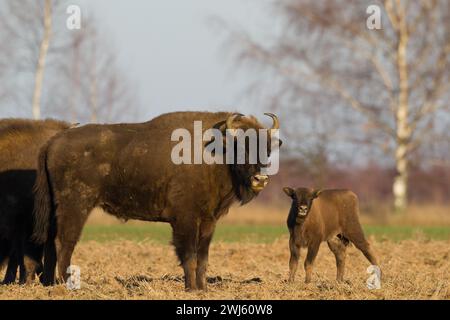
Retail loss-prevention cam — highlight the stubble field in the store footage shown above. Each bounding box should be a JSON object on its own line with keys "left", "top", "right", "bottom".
{"left": 0, "top": 204, "right": 449, "bottom": 300}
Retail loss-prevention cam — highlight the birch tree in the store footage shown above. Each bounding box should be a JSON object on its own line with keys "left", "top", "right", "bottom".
{"left": 224, "top": 0, "right": 450, "bottom": 212}
{"left": 0, "top": 0, "right": 68, "bottom": 117}
{"left": 31, "top": 0, "right": 53, "bottom": 120}
{"left": 0, "top": 1, "right": 137, "bottom": 122}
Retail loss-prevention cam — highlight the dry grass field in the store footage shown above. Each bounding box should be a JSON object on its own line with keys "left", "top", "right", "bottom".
{"left": 0, "top": 204, "right": 449, "bottom": 300}
{"left": 0, "top": 239, "right": 448, "bottom": 300}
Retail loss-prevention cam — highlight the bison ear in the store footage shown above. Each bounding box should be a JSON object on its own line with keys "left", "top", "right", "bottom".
{"left": 312, "top": 189, "right": 322, "bottom": 199}
{"left": 283, "top": 187, "right": 295, "bottom": 198}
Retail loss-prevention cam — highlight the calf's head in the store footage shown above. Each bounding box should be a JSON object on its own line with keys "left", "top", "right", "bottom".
{"left": 283, "top": 187, "right": 322, "bottom": 217}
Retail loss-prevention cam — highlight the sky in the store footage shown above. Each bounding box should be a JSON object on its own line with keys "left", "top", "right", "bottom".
{"left": 78, "top": 0, "right": 273, "bottom": 120}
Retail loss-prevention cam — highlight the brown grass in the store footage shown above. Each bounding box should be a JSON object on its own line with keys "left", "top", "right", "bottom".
{"left": 0, "top": 238, "right": 448, "bottom": 300}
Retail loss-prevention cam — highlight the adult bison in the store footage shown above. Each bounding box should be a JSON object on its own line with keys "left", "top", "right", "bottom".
{"left": 0, "top": 119, "right": 71, "bottom": 284}
{"left": 32, "top": 111, "right": 281, "bottom": 290}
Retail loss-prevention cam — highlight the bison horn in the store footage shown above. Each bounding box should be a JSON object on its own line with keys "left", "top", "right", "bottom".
{"left": 226, "top": 113, "right": 243, "bottom": 130}
{"left": 264, "top": 113, "right": 279, "bottom": 130}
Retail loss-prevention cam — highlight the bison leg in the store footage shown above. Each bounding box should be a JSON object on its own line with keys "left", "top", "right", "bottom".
{"left": 327, "top": 237, "right": 347, "bottom": 282}
{"left": 288, "top": 236, "right": 300, "bottom": 283}
{"left": 41, "top": 220, "right": 57, "bottom": 286}
{"left": 40, "top": 239, "right": 57, "bottom": 285}
{"left": 56, "top": 240, "right": 77, "bottom": 283}
{"left": 55, "top": 206, "right": 88, "bottom": 283}
{"left": 3, "top": 254, "right": 18, "bottom": 284}
{"left": 196, "top": 222, "right": 216, "bottom": 290}
{"left": 172, "top": 221, "right": 200, "bottom": 291}
{"left": 304, "top": 241, "right": 320, "bottom": 284}
{"left": 19, "top": 262, "right": 26, "bottom": 284}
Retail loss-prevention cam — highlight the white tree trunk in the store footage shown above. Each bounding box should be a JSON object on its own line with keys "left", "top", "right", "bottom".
{"left": 393, "top": 9, "right": 411, "bottom": 213}
{"left": 393, "top": 142, "right": 408, "bottom": 212}
{"left": 89, "top": 35, "right": 98, "bottom": 123}
{"left": 32, "top": 0, "right": 52, "bottom": 120}
{"left": 70, "top": 35, "right": 81, "bottom": 123}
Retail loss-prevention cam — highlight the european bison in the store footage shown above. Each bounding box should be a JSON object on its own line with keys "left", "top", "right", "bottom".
{"left": 33, "top": 111, "right": 281, "bottom": 290}
{"left": 283, "top": 187, "right": 380, "bottom": 283}
{"left": 0, "top": 119, "right": 71, "bottom": 284}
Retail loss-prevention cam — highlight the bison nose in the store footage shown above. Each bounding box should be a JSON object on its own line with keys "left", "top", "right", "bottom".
{"left": 254, "top": 174, "right": 268, "bottom": 183}
{"left": 298, "top": 205, "right": 308, "bottom": 216}
{"left": 251, "top": 174, "right": 269, "bottom": 191}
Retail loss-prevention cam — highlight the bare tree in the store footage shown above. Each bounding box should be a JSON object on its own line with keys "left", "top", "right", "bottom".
{"left": 223, "top": 0, "right": 450, "bottom": 212}
{"left": 51, "top": 16, "right": 138, "bottom": 124}
{"left": 0, "top": 0, "right": 68, "bottom": 117}
{"left": 0, "top": 1, "right": 138, "bottom": 123}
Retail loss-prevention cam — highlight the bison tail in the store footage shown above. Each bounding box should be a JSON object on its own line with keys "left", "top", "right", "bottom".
{"left": 32, "top": 142, "right": 54, "bottom": 244}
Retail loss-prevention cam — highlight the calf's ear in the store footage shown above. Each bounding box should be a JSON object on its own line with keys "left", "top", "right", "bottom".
{"left": 312, "top": 189, "right": 322, "bottom": 199}
{"left": 283, "top": 187, "right": 295, "bottom": 198}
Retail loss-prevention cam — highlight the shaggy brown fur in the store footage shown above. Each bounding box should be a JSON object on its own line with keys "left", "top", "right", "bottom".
{"left": 32, "top": 111, "right": 281, "bottom": 290}
{"left": 283, "top": 187, "right": 380, "bottom": 283}
{"left": 0, "top": 118, "right": 70, "bottom": 284}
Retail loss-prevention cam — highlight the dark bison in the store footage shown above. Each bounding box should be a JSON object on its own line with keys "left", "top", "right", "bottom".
{"left": 33, "top": 111, "right": 281, "bottom": 290}
{"left": 0, "top": 119, "right": 71, "bottom": 284}
{"left": 283, "top": 187, "right": 380, "bottom": 283}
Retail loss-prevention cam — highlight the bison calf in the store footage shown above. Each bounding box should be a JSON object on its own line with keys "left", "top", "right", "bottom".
{"left": 283, "top": 187, "right": 380, "bottom": 283}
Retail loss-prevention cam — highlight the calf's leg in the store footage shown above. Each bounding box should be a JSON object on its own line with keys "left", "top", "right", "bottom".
{"left": 346, "top": 228, "right": 382, "bottom": 280}
{"left": 327, "top": 236, "right": 347, "bottom": 282}
{"left": 21, "top": 241, "right": 44, "bottom": 284}
{"left": 22, "top": 256, "right": 37, "bottom": 284}
{"left": 344, "top": 200, "right": 380, "bottom": 269}
{"left": 288, "top": 236, "right": 300, "bottom": 283}
{"left": 345, "top": 227, "right": 379, "bottom": 267}
{"left": 304, "top": 241, "right": 320, "bottom": 283}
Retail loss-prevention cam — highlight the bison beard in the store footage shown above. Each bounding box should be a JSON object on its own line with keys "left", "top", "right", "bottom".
{"left": 0, "top": 119, "right": 71, "bottom": 284}
{"left": 32, "top": 111, "right": 280, "bottom": 290}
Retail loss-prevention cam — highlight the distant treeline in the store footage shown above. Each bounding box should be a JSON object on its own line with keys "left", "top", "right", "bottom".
{"left": 261, "top": 159, "right": 450, "bottom": 206}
